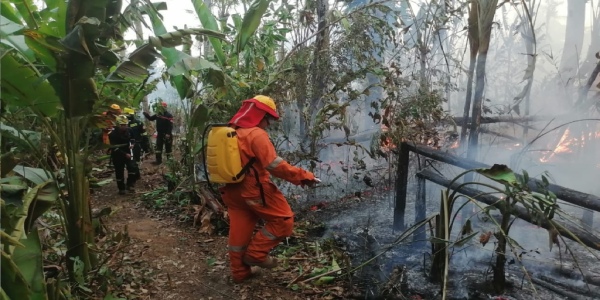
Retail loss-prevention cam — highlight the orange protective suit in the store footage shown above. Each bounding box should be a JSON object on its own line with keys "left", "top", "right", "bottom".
{"left": 221, "top": 99, "right": 315, "bottom": 282}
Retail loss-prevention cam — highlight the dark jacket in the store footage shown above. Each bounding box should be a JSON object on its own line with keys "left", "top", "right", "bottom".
{"left": 127, "top": 116, "right": 145, "bottom": 141}
{"left": 109, "top": 128, "right": 135, "bottom": 157}
{"left": 144, "top": 111, "right": 173, "bottom": 134}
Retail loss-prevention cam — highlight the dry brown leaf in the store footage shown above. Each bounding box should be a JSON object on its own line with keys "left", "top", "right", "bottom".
{"left": 479, "top": 232, "right": 492, "bottom": 247}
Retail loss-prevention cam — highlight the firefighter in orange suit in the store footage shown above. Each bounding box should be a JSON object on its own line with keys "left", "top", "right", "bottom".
{"left": 222, "top": 95, "right": 320, "bottom": 283}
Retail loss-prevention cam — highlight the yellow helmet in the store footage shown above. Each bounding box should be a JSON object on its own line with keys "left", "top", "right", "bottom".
{"left": 110, "top": 104, "right": 121, "bottom": 110}
{"left": 252, "top": 95, "right": 279, "bottom": 119}
{"left": 123, "top": 108, "right": 135, "bottom": 115}
{"left": 116, "top": 115, "right": 129, "bottom": 125}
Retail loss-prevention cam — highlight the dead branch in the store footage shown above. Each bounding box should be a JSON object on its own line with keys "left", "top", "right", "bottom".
{"left": 197, "top": 188, "right": 225, "bottom": 214}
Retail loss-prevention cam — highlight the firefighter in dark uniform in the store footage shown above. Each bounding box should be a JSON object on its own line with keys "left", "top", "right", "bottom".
{"left": 109, "top": 116, "right": 141, "bottom": 194}
{"left": 123, "top": 108, "right": 145, "bottom": 162}
{"left": 143, "top": 101, "right": 173, "bottom": 165}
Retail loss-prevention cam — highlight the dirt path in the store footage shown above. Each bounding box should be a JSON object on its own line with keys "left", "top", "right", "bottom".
{"left": 93, "top": 162, "right": 305, "bottom": 300}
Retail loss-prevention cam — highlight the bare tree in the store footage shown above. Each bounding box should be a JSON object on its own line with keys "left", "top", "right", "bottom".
{"left": 559, "top": 0, "right": 587, "bottom": 83}
{"left": 466, "top": 0, "right": 500, "bottom": 161}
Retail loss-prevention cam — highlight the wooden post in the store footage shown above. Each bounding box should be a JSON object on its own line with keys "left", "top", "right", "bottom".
{"left": 413, "top": 176, "right": 427, "bottom": 245}
{"left": 393, "top": 143, "right": 410, "bottom": 231}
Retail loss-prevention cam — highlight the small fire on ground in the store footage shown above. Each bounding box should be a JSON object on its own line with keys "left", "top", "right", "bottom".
{"left": 539, "top": 128, "right": 600, "bottom": 164}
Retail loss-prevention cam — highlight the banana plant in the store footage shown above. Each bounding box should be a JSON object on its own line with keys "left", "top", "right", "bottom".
{"left": 1, "top": 168, "right": 63, "bottom": 300}
{"left": 1, "top": 0, "right": 225, "bottom": 284}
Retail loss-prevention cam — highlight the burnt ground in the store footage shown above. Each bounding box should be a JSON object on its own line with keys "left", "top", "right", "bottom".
{"left": 90, "top": 157, "right": 600, "bottom": 300}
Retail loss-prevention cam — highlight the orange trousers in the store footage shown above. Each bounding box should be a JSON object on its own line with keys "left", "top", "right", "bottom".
{"left": 221, "top": 182, "right": 294, "bottom": 282}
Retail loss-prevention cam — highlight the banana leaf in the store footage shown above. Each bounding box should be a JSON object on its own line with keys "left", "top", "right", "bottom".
{"left": 190, "top": 0, "right": 226, "bottom": 65}
{"left": 12, "top": 228, "right": 48, "bottom": 300}
{"left": 0, "top": 53, "right": 60, "bottom": 117}
{"left": 143, "top": 3, "right": 192, "bottom": 99}
{"left": 189, "top": 104, "right": 209, "bottom": 131}
{"left": 1, "top": 250, "right": 31, "bottom": 300}
{"left": 235, "top": 0, "right": 271, "bottom": 54}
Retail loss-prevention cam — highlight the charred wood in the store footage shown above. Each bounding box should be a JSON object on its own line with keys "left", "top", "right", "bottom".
{"left": 539, "top": 275, "right": 600, "bottom": 297}
{"left": 531, "top": 277, "right": 589, "bottom": 300}
{"left": 393, "top": 143, "right": 410, "bottom": 231}
{"left": 403, "top": 143, "right": 600, "bottom": 213}
{"left": 416, "top": 169, "right": 600, "bottom": 251}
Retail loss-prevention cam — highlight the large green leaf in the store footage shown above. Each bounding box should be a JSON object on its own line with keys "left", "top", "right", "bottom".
{"left": 1, "top": 250, "right": 31, "bottom": 300}
{"left": 235, "top": 0, "right": 270, "bottom": 53}
{"left": 190, "top": 0, "right": 226, "bottom": 65}
{"left": 167, "top": 57, "right": 221, "bottom": 76}
{"left": 189, "top": 104, "right": 209, "bottom": 130}
{"left": 12, "top": 228, "right": 48, "bottom": 300}
{"left": 13, "top": 0, "right": 40, "bottom": 30}
{"left": 25, "top": 181, "right": 58, "bottom": 233}
{"left": 0, "top": 54, "right": 60, "bottom": 117}
{"left": 0, "top": 122, "right": 41, "bottom": 151}
{"left": 143, "top": 4, "right": 192, "bottom": 99}
{"left": 24, "top": 29, "right": 67, "bottom": 72}
{"left": 37, "top": 0, "right": 67, "bottom": 37}
{"left": 0, "top": 2, "right": 23, "bottom": 25}
{"left": 148, "top": 28, "right": 226, "bottom": 49}
{"left": 12, "top": 166, "right": 51, "bottom": 186}
{"left": 1, "top": 180, "right": 57, "bottom": 256}
{"left": 0, "top": 15, "right": 36, "bottom": 61}
{"left": 476, "top": 164, "right": 517, "bottom": 186}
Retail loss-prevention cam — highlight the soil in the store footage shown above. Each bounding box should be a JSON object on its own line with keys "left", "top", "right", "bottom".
{"left": 92, "top": 160, "right": 307, "bottom": 300}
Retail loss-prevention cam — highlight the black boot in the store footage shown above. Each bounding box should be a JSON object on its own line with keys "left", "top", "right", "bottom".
{"left": 118, "top": 189, "right": 126, "bottom": 195}
{"left": 154, "top": 154, "right": 162, "bottom": 165}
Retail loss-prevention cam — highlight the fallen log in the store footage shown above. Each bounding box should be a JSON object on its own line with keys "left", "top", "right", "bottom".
{"left": 416, "top": 169, "right": 600, "bottom": 251}
{"left": 198, "top": 188, "right": 225, "bottom": 214}
{"left": 404, "top": 143, "right": 600, "bottom": 213}
{"left": 539, "top": 275, "right": 600, "bottom": 296}
{"left": 451, "top": 115, "right": 553, "bottom": 125}
{"left": 531, "top": 277, "right": 589, "bottom": 300}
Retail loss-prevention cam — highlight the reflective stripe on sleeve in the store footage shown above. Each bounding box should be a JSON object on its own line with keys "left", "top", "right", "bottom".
{"left": 265, "top": 156, "right": 284, "bottom": 171}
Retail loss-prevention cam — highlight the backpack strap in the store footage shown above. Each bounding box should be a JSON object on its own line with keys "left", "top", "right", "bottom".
{"left": 235, "top": 157, "right": 256, "bottom": 180}
{"left": 249, "top": 164, "right": 266, "bottom": 207}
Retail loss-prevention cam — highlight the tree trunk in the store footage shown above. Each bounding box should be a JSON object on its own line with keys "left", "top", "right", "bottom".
{"left": 308, "top": 0, "right": 329, "bottom": 155}
{"left": 581, "top": 2, "right": 600, "bottom": 78}
{"left": 459, "top": 1, "right": 479, "bottom": 147}
{"left": 466, "top": 0, "right": 499, "bottom": 162}
{"left": 521, "top": 0, "right": 536, "bottom": 138}
{"left": 493, "top": 199, "right": 513, "bottom": 294}
{"left": 559, "top": 0, "right": 587, "bottom": 82}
